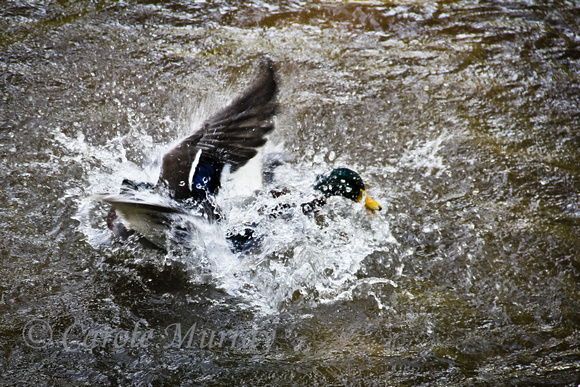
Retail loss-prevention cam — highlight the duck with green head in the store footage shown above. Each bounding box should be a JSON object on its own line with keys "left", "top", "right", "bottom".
{"left": 99, "top": 58, "right": 381, "bottom": 252}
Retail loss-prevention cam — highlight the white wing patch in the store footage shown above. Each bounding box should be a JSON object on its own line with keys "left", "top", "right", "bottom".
{"left": 188, "top": 149, "right": 203, "bottom": 191}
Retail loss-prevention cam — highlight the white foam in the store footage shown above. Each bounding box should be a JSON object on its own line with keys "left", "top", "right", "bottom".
{"left": 66, "top": 104, "right": 396, "bottom": 314}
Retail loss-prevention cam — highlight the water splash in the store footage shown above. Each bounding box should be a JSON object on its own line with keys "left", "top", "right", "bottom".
{"left": 68, "top": 115, "right": 396, "bottom": 313}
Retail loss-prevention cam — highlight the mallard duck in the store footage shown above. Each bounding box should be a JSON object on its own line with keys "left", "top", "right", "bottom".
{"left": 99, "top": 58, "right": 381, "bottom": 251}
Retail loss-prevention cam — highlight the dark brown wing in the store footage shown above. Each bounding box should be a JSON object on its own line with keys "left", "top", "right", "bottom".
{"left": 157, "top": 57, "right": 278, "bottom": 200}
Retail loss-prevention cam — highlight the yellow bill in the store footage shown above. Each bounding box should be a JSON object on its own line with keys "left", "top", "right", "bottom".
{"left": 357, "top": 190, "right": 382, "bottom": 212}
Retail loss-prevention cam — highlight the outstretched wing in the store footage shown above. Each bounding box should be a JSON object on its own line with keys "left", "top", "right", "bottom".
{"left": 158, "top": 57, "right": 278, "bottom": 201}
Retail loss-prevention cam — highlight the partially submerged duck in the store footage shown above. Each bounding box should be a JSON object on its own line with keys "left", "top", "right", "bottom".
{"left": 99, "top": 58, "right": 381, "bottom": 252}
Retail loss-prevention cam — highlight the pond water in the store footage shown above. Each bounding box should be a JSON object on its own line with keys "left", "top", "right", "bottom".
{"left": 1, "top": 0, "right": 580, "bottom": 385}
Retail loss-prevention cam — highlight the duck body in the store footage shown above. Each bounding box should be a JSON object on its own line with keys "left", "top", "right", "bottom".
{"left": 101, "top": 58, "right": 278, "bottom": 250}
{"left": 99, "top": 58, "right": 381, "bottom": 253}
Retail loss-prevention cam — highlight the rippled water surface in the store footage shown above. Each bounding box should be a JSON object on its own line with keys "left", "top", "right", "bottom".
{"left": 2, "top": 0, "right": 580, "bottom": 385}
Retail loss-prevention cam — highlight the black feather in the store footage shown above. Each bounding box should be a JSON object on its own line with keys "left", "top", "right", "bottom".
{"left": 158, "top": 57, "right": 278, "bottom": 201}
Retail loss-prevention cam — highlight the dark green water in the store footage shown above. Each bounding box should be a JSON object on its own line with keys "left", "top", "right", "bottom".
{"left": 1, "top": 0, "right": 579, "bottom": 385}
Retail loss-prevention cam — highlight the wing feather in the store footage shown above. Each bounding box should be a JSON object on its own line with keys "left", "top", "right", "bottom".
{"left": 158, "top": 57, "right": 278, "bottom": 200}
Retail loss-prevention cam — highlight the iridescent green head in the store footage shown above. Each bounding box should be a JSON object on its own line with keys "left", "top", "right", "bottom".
{"left": 314, "top": 168, "right": 382, "bottom": 212}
